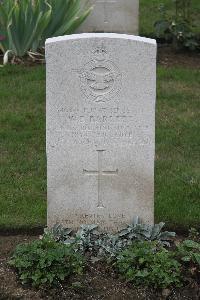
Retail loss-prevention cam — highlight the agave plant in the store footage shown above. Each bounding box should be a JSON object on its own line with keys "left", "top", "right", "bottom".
{"left": 0, "top": 0, "right": 91, "bottom": 62}
{"left": 41, "top": 0, "right": 92, "bottom": 42}
{"left": 0, "top": 0, "right": 51, "bottom": 57}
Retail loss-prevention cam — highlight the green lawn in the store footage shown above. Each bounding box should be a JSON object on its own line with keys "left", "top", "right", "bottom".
{"left": 140, "top": 0, "right": 200, "bottom": 37}
{"left": 0, "top": 65, "right": 199, "bottom": 231}
{"left": 0, "top": 66, "right": 46, "bottom": 229}
{"left": 155, "top": 67, "right": 200, "bottom": 229}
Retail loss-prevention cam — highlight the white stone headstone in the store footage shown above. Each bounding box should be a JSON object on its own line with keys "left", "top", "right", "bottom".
{"left": 78, "top": 0, "right": 139, "bottom": 34}
{"left": 46, "top": 33, "right": 156, "bottom": 232}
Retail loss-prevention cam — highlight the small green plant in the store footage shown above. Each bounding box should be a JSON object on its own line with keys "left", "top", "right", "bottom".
{"left": 154, "top": 0, "right": 199, "bottom": 51}
{"left": 174, "top": 0, "right": 191, "bottom": 21}
{"left": 44, "top": 223, "right": 73, "bottom": 242}
{"left": 116, "top": 241, "right": 181, "bottom": 288}
{"left": 117, "top": 219, "right": 175, "bottom": 246}
{"left": 177, "top": 239, "right": 200, "bottom": 266}
{"left": 188, "top": 228, "right": 200, "bottom": 242}
{"left": 176, "top": 239, "right": 200, "bottom": 282}
{"left": 9, "top": 235, "right": 84, "bottom": 287}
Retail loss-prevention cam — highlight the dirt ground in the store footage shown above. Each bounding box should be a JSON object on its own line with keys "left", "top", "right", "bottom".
{"left": 0, "top": 235, "right": 199, "bottom": 300}
{"left": 157, "top": 46, "right": 200, "bottom": 69}
{"left": 0, "top": 235, "right": 154, "bottom": 300}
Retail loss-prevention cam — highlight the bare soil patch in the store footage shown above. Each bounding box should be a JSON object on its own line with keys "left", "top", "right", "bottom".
{"left": 0, "top": 235, "right": 199, "bottom": 300}
{"left": 157, "top": 46, "right": 200, "bottom": 69}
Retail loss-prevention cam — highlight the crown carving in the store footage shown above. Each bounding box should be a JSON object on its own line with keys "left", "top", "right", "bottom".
{"left": 93, "top": 44, "right": 108, "bottom": 61}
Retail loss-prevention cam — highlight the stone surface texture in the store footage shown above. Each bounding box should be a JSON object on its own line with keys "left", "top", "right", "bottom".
{"left": 77, "top": 0, "right": 139, "bottom": 34}
{"left": 46, "top": 33, "right": 156, "bottom": 232}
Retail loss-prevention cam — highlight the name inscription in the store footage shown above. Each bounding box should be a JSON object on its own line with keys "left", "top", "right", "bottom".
{"left": 56, "top": 105, "right": 151, "bottom": 146}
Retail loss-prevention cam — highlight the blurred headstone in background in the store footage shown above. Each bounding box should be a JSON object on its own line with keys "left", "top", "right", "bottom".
{"left": 77, "top": 0, "right": 139, "bottom": 35}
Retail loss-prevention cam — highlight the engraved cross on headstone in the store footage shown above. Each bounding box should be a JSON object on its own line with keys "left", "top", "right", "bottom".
{"left": 97, "top": 0, "right": 116, "bottom": 24}
{"left": 83, "top": 150, "right": 118, "bottom": 208}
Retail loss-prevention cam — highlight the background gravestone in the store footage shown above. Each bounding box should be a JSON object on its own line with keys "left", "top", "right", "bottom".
{"left": 77, "top": 0, "right": 139, "bottom": 34}
{"left": 46, "top": 33, "right": 156, "bottom": 232}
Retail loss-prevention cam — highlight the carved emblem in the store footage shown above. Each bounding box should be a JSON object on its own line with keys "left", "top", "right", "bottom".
{"left": 79, "top": 45, "right": 121, "bottom": 103}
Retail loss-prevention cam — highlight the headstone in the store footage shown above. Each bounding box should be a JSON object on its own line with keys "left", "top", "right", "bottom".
{"left": 77, "top": 0, "right": 139, "bottom": 35}
{"left": 46, "top": 33, "right": 156, "bottom": 232}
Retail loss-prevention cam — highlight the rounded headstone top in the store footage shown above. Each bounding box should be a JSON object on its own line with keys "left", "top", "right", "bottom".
{"left": 45, "top": 33, "right": 156, "bottom": 46}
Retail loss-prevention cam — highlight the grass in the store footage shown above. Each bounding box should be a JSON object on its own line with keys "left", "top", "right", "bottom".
{"left": 140, "top": 0, "right": 200, "bottom": 37}
{"left": 0, "top": 65, "right": 199, "bottom": 231}
{"left": 155, "top": 67, "right": 200, "bottom": 229}
{"left": 0, "top": 66, "right": 46, "bottom": 229}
